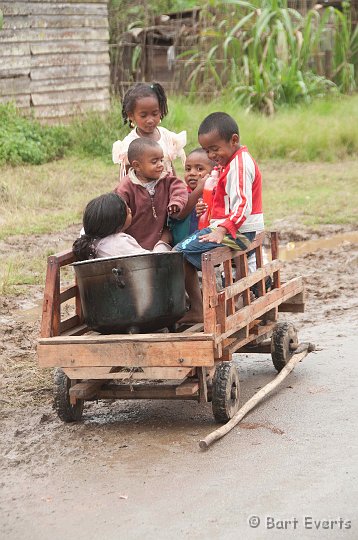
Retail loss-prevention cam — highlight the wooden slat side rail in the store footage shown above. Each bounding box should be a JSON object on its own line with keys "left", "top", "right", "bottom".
{"left": 216, "top": 260, "right": 281, "bottom": 302}
{"left": 217, "top": 277, "right": 303, "bottom": 342}
{"left": 40, "top": 249, "right": 83, "bottom": 337}
{"left": 60, "top": 315, "right": 80, "bottom": 334}
{"left": 37, "top": 340, "right": 215, "bottom": 368}
{"left": 208, "top": 232, "right": 266, "bottom": 266}
{"left": 59, "top": 285, "right": 77, "bottom": 303}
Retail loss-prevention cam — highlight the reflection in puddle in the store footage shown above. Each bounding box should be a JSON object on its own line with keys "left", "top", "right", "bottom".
{"left": 279, "top": 231, "right": 358, "bottom": 262}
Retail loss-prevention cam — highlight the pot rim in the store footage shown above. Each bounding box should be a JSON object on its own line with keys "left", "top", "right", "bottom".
{"left": 72, "top": 251, "right": 183, "bottom": 267}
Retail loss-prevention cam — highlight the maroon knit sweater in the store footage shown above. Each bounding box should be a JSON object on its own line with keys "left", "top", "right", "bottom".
{"left": 115, "top": 172, "right": 188, "bottom": 250}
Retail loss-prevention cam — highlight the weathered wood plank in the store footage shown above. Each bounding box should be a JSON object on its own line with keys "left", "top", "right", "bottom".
{"left": 31, "top": 88, "right": 110, "bottom": 106}
{"left": 29, "top": 15, "right": 108, "bottom": 29}
{"left": 0, "top": 43, "right": 30, "bottom": 56}
{"left": 0, "top": 94, "right": 30, "bottom": 108}
{"left": 96, "top": 385, "right": 198, "bottom": 401}
{"left": 0, "top": 28, "right": 110, "bottom": 43}
{"left": 30, "top": 76, "right": 109, "bottom": 92}
{"left": 63, "top": 367, "right": 194, "bottom": 381}
{"left": 30, "top": 64, "right": 110, "bottom": 80}
{"left": 69, "top": 380, "right": 103, "bottom": 399}
{"left": 37, "top": 340, "right": 215, "bottom": 368}
{"left": 3, "top": 16, "right": 30, "bottom": 30}
{"left": 30, "top": 41, "right": 109, "bottom": 55}
{"left": 219, "top": 260, "right": 281, "bottom": 301}
{"left": 3, "top": 15, "right": 108, "bottom": 30}
{"left": 39, "top": 332, "right": 214, "bottom": 345}
{"left": 31, "top": 52, "right": 110, "bottom": 68}
{"left": 175, "top": 380, "right": 199, "bottom": 396}
{"left": 32, "top": 99, "right": 110, "bottom": 119}
{"left": 1, "top": 2, "right": 107, "bottom": 16}
{"left": 0, "top": 55, "right": 30, "bottom": 70}
{"left": 0, "top": 76, "right": 30, "bottom": 95}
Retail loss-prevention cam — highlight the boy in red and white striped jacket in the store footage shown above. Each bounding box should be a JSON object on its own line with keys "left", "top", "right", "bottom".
{"left": 176, "top": 112, "right": 264, "bottom": 323}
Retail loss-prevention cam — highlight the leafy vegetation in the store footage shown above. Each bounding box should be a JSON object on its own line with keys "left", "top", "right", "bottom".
{"left": 0, "top": 103, "right": 70, "bottom": 165}
{"left": 1, "top": 95, "right": 358, "bottom": 166}
{"left": 182, "top": 0, "right": 358, "bottom": 112}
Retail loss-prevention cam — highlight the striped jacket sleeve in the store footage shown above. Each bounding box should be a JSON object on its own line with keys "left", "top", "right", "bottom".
{"left": 220, "top": 151, "right": 255, "bottom": 237}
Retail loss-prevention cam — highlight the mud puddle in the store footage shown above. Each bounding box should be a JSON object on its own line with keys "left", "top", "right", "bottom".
{"left": 280, "top": 230, "right": 358, "bottom": 261}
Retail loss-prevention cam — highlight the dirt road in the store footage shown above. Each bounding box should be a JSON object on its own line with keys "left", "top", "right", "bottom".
{"left": 1, "top": 231, "right": 357, "bottom": 539}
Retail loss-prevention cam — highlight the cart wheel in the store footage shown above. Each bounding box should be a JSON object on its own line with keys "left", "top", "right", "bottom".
{"left": 53, "top": 368, "right": 84, "bottom": 423}
{"left": 271, "top": 322, "right": 298, "bottom": 372}
{"left": 212, "top": 362, "right": 240, "bottom": 423}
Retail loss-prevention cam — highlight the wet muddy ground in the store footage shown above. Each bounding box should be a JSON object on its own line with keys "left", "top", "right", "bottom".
{"left": 1, "top": 226, "right": 357, "bottom": 539}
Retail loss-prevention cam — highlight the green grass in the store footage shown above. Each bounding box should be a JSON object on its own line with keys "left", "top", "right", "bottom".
{"left": 262, "top": 160, "right": 358, "bottom": 226}
{"left": 1, "top": 95, "right": 358, "bottom": 166}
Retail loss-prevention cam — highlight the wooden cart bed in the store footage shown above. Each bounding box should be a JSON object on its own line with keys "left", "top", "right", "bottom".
{"left": 37, "top": 232, "right": 305, "bottom": 406}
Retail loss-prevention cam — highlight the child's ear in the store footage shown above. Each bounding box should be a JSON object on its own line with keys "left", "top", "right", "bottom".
{"left": 231, "top": 133, "right": 240, "bottom": 146}
{"left": 131, "top": 159, "right": 140, "bottom": 170}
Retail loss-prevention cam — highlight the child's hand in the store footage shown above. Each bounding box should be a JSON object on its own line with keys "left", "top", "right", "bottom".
{"left": 196, "top": 198, "right": 208, "bottom": 217}
{"left": 168, "top": 204, "right": 180, "bottom": 215}
{"left": 197, "top": 173, "right": 209, "bottom": 191}
{"left": 199, "top": 227, "right": 226, "bottom": 244}
{"left": 160, "top": 228, "right": 172, "bottom": 245}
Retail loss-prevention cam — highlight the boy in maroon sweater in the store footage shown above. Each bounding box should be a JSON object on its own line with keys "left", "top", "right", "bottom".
{"left": 115, "top": 138, "right": 188, "bottom": 250}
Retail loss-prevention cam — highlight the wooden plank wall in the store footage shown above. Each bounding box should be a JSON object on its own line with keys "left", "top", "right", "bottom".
{"left": 0, "top": 0, "right": 110, "bottom": 120}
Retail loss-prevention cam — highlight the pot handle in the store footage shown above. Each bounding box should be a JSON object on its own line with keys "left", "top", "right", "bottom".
{"left": 112, "top": 267, "right": 125, "bottom": 288}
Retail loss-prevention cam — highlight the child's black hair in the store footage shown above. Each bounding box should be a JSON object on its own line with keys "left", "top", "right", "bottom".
{"left": 122, "top": 82, "right": 168, "bottom": 128}
{"left": 72, "top": 193, "right": 128, "bottom": 261}
{"left": 187, "top": 147, "right": 216, "bottom": 167}
{"left": 127, "top": 138, "right": 162, "bottom": 165}
{"left": 198, "top": 112, "right": 239, "bottom": 142}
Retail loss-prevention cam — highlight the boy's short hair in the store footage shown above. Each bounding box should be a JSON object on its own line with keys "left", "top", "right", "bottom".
{"left": 187, "top": 147, "right": 215, "bottom": 167}
{"left": 127, "top": 138, "right": 161, "bottom": 164}
{"left": 198, "top": 112, "right": 239, "bottom": 142}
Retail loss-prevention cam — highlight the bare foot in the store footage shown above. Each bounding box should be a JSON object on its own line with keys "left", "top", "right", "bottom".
{"left": 178, "top": 309, "right": 204, "bottom": 324}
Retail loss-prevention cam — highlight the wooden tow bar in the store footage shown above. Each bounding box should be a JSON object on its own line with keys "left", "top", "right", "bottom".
{"left": 199, "top": 342, "right": 315, "bottom": 450}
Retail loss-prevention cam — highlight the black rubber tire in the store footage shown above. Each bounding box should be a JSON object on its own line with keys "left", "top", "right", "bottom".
{"left": 212, "top": 362, "right": 240, "bottom": 423}
{"left": 271, "top": 322, "right": 298, "bottom": 372}
{"left": 53, "top": 368, "right": 84, "bottom": 423}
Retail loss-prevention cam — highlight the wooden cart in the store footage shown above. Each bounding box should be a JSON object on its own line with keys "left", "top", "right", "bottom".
{"left": 37, "top": 232, "right": 305, "bottom": 423}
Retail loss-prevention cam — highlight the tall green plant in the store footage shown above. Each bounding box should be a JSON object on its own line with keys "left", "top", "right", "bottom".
{"left": 184, "top": 0, "right": 356, "bottom": 112}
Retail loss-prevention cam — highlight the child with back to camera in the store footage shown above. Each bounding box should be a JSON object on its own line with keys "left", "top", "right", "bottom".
{"left": 112, "top": 82, "right": 186, "bottom": 181}
{"left": 175, "top": 112, "right": 264, "bottom": 323}
{"left": 115, "top": 138, "right": 188, "bottom": 251}
{"left": 72, "top": 193, "right": 171, "bottom": 262}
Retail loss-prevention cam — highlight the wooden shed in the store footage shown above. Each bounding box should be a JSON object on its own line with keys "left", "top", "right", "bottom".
{"left": 0, "top": 0, "right": 111, "bottom": 121}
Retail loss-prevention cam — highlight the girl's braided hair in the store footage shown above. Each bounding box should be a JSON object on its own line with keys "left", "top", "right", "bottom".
{"left": 122, "top": 82, "right": 168, "bottom": 128}
{"left": 72, "top": 193, "right": 128, "bottom": 261}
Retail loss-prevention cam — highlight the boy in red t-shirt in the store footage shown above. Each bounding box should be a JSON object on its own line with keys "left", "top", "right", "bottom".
{"left": 175, "top": 112, "right": 264, "bottom": 323}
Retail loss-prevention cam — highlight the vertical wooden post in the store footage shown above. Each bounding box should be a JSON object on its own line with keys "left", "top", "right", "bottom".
{"left": 238, "top": 253, "right": 250, "bottom": 307}
{"left": 271, "top": 232, "right": 281, "bottom": 289}
{"left": 202, "top": 253, "right": 218, "bottom": 334}
{"left": 41, "top": 256, "right": 61, "bottom": 338}
{"left": 255, "top": 244, "right": 266, "bottom": 297}
{"left": 223, "top": 259, "right": 235, "bottom": 315}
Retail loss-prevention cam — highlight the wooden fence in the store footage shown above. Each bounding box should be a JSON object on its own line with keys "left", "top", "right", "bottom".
{"left": 0, "top": 0, "right": 111, "bottom": 120}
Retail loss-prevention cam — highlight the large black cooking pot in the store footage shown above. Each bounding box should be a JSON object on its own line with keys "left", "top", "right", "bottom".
{"left": 73, "top": 252, "right": 186, "bottom": 334}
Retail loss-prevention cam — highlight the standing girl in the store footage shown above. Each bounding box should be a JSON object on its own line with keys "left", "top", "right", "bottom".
{"left": 112, "top": 82, "right": 186, "bottom": 181}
